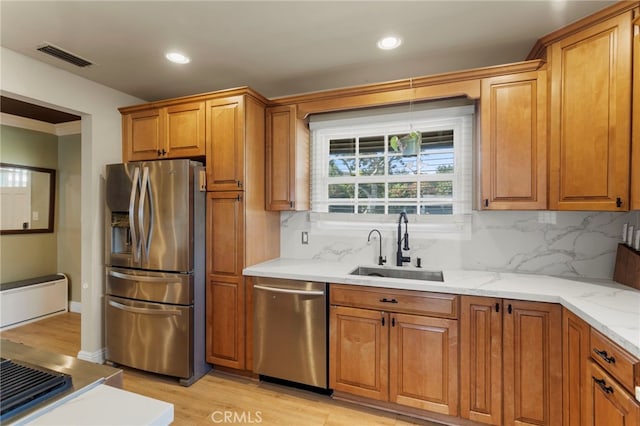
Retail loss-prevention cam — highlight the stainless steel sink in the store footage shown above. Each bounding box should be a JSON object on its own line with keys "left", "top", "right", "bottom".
{"left": 349, "top": 266, "right": 444, "bottom": 282}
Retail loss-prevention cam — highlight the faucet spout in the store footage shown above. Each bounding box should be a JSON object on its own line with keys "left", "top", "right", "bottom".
{"left": 367, "top": 229, "right": 386, "bottom": 266}
{"left": 396, "top": 212, "right": 411, "bottom": 266}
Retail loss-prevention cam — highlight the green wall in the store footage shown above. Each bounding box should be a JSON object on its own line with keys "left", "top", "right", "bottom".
{"left": 0, "top": 125, "right": 80, "bottom": 299}
{"left": 57, "top": 133, "right": 82, "bottom": 302}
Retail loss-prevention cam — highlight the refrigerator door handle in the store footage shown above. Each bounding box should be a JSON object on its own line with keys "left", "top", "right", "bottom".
{"left": 138, "top": 166, "right": 153, "bottom": 262}
{"left": 129, "top": 166, "right": 141, "bottom": 263}
{"left": 108, "top": 299, "right": 183, "bottom": 316}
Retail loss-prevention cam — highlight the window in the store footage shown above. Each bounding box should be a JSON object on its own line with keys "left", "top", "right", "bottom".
{"left": 310, "top": 103, "right": 474, "bottom": 219}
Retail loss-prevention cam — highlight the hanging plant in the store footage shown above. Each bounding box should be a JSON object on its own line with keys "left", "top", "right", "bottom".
{"left": 390, "top": 130, "right": 421, "bottom": 155}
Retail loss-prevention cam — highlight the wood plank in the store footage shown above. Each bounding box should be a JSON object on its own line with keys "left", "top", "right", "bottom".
{"left": 0, "top": 313, "right": 446, "bottom": 425}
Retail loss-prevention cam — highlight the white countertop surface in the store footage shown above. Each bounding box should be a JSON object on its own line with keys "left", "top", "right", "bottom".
{"left": 244, "top": 258, "right": 640, "bottom": 359}
{"left": 23, "top": 383, "right": 173, "bottom": 426}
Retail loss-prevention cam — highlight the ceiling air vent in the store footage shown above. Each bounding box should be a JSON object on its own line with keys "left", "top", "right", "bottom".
{"left": 37, "top": 43, "right": 93, "bottom": 67}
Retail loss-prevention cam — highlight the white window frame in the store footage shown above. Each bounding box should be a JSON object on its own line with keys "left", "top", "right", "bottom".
{"left": 309, "top": 104, "right": 474, "bottom": 237}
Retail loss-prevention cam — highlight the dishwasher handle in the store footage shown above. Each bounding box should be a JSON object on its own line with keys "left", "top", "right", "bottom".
{"left": 254, "top": 284, "right": 325, "bottom": 296}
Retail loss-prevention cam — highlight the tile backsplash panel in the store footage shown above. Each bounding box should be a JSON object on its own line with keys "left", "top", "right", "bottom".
{"left": 280, "top": 210, "right": 640, "bottom": 280}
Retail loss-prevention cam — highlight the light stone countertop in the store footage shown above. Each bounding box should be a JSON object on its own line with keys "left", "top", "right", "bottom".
{"left": 244, "top": 258, "right": 640, "bottom": 359}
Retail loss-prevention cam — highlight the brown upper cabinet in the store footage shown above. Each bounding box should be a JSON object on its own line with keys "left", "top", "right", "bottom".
{"left": 265, "top": 105, "right": 310, "bottom": 211}
{"left": 545, "top": 7, "right": 635, "bottom": 210}
{"left": 121, "top": 101, "right": 206, "bottom": 162}
{"left": 480, "top": 70, "right": 547, "bottom": 210}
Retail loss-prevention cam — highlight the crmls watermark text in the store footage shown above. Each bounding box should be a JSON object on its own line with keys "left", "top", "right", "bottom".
{"left": 210, "top": 410, "right": 263, "bottom": 423}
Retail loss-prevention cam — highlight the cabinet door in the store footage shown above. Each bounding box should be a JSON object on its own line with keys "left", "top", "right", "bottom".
{"left": 205, "top": 192, "right": 245, "bottom": 369}
{"left": 329, "top": 305, "right": 388, "bottom": 401}
{"left": 205, "top": 277, "right": 245, "bottom": 369}
{"left": 563, "top": 308, "right": 591, "bottom": 426}
{"left": 265, "top": 105, "right": 310, "bottom": 211}
{"left": 164, "top": 101, "right": 205, "bottom": 158}
{"left": 460, "top": 296, "right": 502, "bottom": 425}
{"left": 631, "top": 14, "right": 640, "bottom": 210}
{"left": 207, "top": 192, "right": 244, "bottom": 277}
{"left": 206, "top": 96, "right": 245, "bottom": 191}
{"left": 587, "top": 361, "right": 640, "bottom": 426}
{"left": 123, "top": 109, "right": 162, "bottom": 161}
{"left": 503, "top": 300, "right": 562, "bottom": 426}
{"left": 480, "top": 71, "right": 547, "bottom": 210}
{"left": 389, "top": 313, "right": 458, "bottom": 416}
{"left": 549, "top": 11, "right": 633, "bottom": 210}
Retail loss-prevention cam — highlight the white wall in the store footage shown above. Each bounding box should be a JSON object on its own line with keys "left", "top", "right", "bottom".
{"left": 1, "top": 47, "right": 144, "bottom": 361}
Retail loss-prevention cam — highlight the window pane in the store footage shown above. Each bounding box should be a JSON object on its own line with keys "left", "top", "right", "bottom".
{"left": 329, "top": 183, "right": 354, "bottom": 199}
{"left": 421, "top": 204, "right": 453, "bottom": 215}
{"left": 388, "top": 182, "right": 417, "bottom": 198}
{"left": 358, "top": 183, "right": 385, "bottom": 199}
{"left": 388, "top": 205, "right": 417, "bottom": 215}
{"left": 357, "top": 204, "right": 385, "bottom": 214}
{"left": 330, "top": 138, "right": 356, "bottom": 156}
{"left": 420, "top": 130, "right": 454, "bottom": 175}
{"left": 421, "top": 181, "right": 453, "bottom": 198}
{"left": 329, "top": 205, "right": 355, "bottom": 213}
{"left": 359, "top": 135, "right": 385, "bottom": 155}
{"left": 388, "top": 155, "right": 417, "bottom": 175}
{"left": 358, "top": 157, "right": 385, "bottom": 176}
{"left": 329, "top": 158, "right": 356, "bottom": 177}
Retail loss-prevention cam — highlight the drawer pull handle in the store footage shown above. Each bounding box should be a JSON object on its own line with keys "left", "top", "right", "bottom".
{"left": 592, "top": 376, "right": 614, "bottom": 394}
{"left": 593, "top": 348, "right": 616, "bottom": 364}
{"left": 380, "top": 298, "right": 398, "bottom": 304}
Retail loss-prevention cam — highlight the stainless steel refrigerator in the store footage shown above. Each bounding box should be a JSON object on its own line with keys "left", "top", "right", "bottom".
{"left": 104, "top": 159, "right": 209, "bottom": 386}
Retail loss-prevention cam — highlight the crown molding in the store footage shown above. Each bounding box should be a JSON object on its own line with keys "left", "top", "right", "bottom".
{"left": 0, "top": 112, "right": 81, "bottom": 136}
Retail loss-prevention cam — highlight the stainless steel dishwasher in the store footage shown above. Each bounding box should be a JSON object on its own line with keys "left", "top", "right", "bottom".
{"left": 253, "top": 277, "right": 328, "bottom": 389}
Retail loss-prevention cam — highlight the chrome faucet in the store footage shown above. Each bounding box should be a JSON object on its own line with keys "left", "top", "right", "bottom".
{"left": 367, "top": 229, "right": 386, "bottom": 266}
{"left": 396, "top": 212, "right": 411, "bottom": 266}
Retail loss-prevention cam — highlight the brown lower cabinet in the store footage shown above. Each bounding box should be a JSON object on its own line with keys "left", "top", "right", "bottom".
{"left": 587, "top": 361, "right": 640, "bottom": 426}
{"left": 460, "top": 296, "right": 562, "bottom": 426}
{"left": 562, "top": 308, "right": 591, "bottom": 426}
{"left": 329, "top": 285, "right": 459, "bottom": 417}
{"left": 205, "top": 192, "right": 246, "bottom": 370}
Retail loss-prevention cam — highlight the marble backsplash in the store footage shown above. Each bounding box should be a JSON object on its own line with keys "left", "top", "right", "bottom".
{"left": 279, "top": 210, "right": 640, "bottom": 280}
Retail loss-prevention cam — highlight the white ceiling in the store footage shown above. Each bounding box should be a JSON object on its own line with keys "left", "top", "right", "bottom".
{"left": 1, "top": 1, "right": 616, "bottom": 103}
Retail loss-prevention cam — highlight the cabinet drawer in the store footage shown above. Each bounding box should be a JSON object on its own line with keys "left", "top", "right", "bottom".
{"left": 590, "top": 328, "right": 640, "bottom": 393}
{"left": 330, "top": 284, "right": 458, "bottom": 319}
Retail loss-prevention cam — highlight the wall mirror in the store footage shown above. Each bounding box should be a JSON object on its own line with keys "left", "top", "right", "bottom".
{"left": 0, "top": 163, "right": 56, "bottom": 234}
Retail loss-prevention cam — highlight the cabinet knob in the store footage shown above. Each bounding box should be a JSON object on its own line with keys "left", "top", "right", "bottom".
{"left": 484, "top": 199, "right": 489, "bottom": 208}
{"left": 616, "top": 197, "right": 623, "bottom": 208}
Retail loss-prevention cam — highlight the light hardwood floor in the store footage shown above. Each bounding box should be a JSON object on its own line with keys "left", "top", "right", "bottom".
{"left": 0, "top": 313, "right": 443, "bottom": 426}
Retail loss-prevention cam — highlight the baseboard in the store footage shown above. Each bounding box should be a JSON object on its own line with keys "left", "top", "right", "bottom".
{"left": 69, "top": 300, "right": 81, "bottom": 313}
{"left": 77, "top": 347, "right": 106, "bottom": 364}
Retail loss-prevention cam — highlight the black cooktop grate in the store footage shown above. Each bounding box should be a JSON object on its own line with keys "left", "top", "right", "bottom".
{"left": 0, "top": 357, "right": 73, "bottom": 422}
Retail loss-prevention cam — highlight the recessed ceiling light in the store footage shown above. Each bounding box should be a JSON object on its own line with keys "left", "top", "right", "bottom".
{"left": 377, "top": 36, "right": 402, "bottom": 50}
{"left": 165, "top": 52, "right": 190, "bottom": 64}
